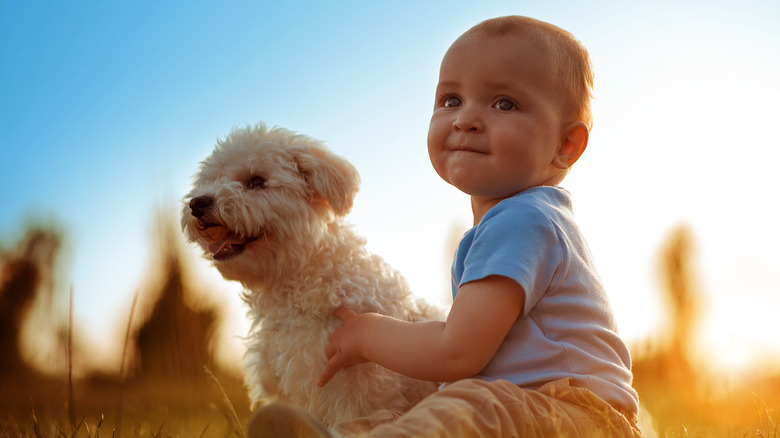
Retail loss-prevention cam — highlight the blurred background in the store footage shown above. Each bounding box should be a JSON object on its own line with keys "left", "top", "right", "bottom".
{"left": 2, "top": 0, "right": 779, "bottom": 436}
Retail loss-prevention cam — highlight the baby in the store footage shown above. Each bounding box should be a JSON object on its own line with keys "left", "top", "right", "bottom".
{"left": 251, "top": 15, "right": 641, "bottom": 437}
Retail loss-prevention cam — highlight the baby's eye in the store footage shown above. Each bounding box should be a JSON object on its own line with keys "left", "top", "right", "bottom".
{"left": 494, "top": 99, "right": 515, "bottom": 111}
{"left": 442, "top": 96, "right": 462, "bottom": 108}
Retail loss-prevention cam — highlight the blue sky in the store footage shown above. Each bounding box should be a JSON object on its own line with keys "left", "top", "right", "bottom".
{"left": 2, "top": 0, "right": 780, "bottom": 371}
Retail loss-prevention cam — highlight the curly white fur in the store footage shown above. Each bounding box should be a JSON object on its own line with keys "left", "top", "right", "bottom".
{"left": 182, "top": 123, "right": 441, "bottom": 426}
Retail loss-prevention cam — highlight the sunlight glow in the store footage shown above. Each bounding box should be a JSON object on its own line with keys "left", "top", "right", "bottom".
{"left": 708, "top": 333, "right": 753, "bottom": 375}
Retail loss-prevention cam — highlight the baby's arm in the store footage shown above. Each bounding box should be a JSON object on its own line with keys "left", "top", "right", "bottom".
{"left": 317, "top": 275, "right": 524, "bottom": 386}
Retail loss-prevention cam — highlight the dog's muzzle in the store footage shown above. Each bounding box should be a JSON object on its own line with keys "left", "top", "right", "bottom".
{"left": 188, "top": 195, "right": 262, "bottom": 261}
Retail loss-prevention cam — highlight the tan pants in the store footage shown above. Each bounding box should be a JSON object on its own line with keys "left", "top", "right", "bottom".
{"left": 336, "top": 378, "right": 641, "bottom": 437}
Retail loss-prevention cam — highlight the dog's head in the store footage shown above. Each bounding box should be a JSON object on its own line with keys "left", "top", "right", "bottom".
{"left": 182, "top": 123, "right": 360, "bottom": 284}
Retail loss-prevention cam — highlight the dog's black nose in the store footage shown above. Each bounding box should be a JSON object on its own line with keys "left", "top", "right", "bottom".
{"left": 189, "top": 196, "right": 213, "bottom": 218}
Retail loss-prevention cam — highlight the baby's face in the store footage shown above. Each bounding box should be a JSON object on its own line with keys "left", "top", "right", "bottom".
{"left": 427, "top": 32, "right": 568, "bottom": 201}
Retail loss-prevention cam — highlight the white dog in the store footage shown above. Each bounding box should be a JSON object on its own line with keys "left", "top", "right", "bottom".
{"left": 182, "top": 123, "right": 440, "bottom": 427}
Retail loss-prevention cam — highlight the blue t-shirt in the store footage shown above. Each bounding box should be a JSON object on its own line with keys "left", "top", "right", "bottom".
{"left": 452, "top": 186, "right": 638, "bottom": 414}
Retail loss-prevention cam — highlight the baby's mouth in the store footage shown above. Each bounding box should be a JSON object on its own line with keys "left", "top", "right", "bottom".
{"left": 452, "top": 145, "right": 487, "bottom": 154}
{"left": 196, "top": 221, "right": 261, "bottom": 261}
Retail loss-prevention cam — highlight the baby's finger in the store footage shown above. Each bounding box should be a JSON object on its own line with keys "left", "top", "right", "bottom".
{"left": 325, "top": 338, "right": 336, "bottom": 359}
{"left": 317, "top": 354, "right": 344, "bottom": 387}
{"left": 333, "top": 307, "right": 357, "bottom": 321}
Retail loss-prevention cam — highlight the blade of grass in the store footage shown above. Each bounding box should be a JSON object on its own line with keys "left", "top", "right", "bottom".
{"left": 67, "top": 285, "right": 76, "bottom": 433}
{"left": 115, "top": 290, "right": 140, "bottom": 438}
{"left": 31, "top": 407, "right": 43, "bottom": 438}
{"left": 203, "top": 365, "right": 246, "bottom": 438}
{"left": 152, "top": 422, "right": 165, "bottom": 438}
{"left": 95, "top": 413, "right": 104, "bottom": 438}
{"left": 753, "top": 392, "right": 778, "bottom": 438}
{"left": 67, "top": 417, "right": 85, "bottom": 438}
{"left": 199, "top": 421, "right": 211, "bottom": 438}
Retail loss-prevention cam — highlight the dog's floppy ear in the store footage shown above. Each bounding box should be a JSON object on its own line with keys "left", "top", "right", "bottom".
{"left": 293, "top": 145, "right": 360, "bottom": 217}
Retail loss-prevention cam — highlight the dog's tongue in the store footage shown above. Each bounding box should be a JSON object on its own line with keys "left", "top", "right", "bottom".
{"left": 208, "top": 232, "right": 245, "bottom": 255}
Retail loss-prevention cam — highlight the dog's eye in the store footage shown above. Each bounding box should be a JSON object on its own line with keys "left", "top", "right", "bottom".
{"left": 246, "top": 176, "right": 266, "bottom": 190}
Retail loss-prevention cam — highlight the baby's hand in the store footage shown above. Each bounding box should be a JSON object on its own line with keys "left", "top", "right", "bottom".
{"left": 317, "top": 307, "right": 374, "bottom": 387}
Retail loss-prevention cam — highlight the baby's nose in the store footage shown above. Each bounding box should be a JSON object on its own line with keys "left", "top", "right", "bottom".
{"left": 452, "top": 108, "right": 484, "bottom": 132}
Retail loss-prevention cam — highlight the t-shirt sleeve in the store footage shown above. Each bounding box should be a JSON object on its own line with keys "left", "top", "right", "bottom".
{"left": 459, "top": 202, "right": 563, "bottom": 315}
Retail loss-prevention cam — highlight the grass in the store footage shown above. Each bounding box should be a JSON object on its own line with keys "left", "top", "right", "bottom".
{"left": 3, "top": 339, "right": 778, "bottom": 438}
{"left": 0, "top": 300, "right": 251, "bottom": 437}
{"left": 0, "top": 371, "right": 252, "bottom": 437}
{"left": 754, "top": 393, "right": 779, "bottom": 438}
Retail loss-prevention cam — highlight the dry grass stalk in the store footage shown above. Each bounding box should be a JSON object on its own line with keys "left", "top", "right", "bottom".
{"left": 67, "top": 285, "right": 76, "bottom": 433}
{"left": 114, "top": 290, "right": 140, "bottom": 438}
{"left": 204, "top": 365, "right": 246, "bottom": 438}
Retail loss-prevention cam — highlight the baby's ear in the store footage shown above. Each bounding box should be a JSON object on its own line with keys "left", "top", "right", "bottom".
{"left": 553, "top": 121, "right": 589, "bottom": 169}
{"left": 293, "top": 144, "right": 360, "bottom": 217}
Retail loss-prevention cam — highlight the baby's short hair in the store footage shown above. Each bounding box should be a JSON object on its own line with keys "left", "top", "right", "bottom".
{"left": 464, "top": 16, "right": 595, "bottom": 129}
